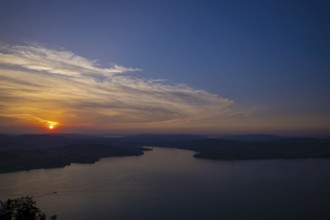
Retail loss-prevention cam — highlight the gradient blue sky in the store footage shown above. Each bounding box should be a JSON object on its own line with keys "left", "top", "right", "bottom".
{"left": 0, "top": 0, "right": 329, "bottom": 134}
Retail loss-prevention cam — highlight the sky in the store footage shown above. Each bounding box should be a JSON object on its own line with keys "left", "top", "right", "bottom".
{"left": 0, "top": 0, "right": 329, "bottom": 135}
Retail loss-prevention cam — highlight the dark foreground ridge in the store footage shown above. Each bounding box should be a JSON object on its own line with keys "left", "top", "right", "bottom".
{"left": 0, "top": 134, "right": 330, "bottom": 173}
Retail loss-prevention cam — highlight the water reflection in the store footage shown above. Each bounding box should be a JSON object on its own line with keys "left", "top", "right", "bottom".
{"left": 1, "top": 147, "right": 330, "bottom": 220}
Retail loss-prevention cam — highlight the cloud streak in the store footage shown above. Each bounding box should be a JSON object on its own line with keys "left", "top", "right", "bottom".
{"left": 0, "top": 44, "right": 141, "bottom": 77}
{"left": 0, "top": 44, "right": 236, "bottom": 133}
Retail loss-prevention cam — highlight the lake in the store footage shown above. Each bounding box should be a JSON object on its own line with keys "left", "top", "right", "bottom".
{"left": 1, "top": 147, "right": 330, "bottom": 220}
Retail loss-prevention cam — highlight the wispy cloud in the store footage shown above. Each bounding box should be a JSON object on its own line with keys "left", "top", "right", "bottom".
{"left": 0, "top": 44, "right": 237, "bottom": 133}
{"left": 0, "top": 44, "right": 141, "bottom": 78}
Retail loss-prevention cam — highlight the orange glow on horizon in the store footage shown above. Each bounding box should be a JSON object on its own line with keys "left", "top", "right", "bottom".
{"left": 46, "top": 120, "right": 59, "bottom": 131}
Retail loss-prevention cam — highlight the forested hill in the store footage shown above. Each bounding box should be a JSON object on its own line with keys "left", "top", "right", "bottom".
{"left": 0, "top": 134, "right": 330, "bottom": 173}
{"left": 0, "top": 134, "right": 147, "bottom": 173}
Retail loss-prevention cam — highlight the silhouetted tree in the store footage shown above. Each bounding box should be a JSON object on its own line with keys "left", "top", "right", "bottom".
{"left": 0, "top": 196, "right": 57, "bottom": 220}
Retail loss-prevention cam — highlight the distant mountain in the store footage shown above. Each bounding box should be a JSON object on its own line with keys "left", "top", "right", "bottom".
{"left": 0, "top": 134, "right": 18, "bottom": 149}
{"left": 49, "top": 133, "right": 103, "bottom": 140}
{"left": 0, "top": 134, "right": 109, "bottom": 149}
{"left": 124, "top": 134, "right": 205, "bottom": 144}
{"left": 15, "top": 134, "right": 75, "bottom": 149}
{"left": 222, "top": 134, "right": 283, "bottom": 142}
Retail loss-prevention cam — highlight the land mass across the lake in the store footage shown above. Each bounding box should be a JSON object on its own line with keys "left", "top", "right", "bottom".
{"left": 0, "top": 133, "right": 330, "bottom": 173}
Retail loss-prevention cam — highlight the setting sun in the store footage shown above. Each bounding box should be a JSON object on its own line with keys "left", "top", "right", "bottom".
{"left": 46, "top": 121, "right": 58, "bottom": 131}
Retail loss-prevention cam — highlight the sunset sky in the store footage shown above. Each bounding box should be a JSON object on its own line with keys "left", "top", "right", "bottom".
{"left": 0, "top": 0, "right": 329, "bottom": 135}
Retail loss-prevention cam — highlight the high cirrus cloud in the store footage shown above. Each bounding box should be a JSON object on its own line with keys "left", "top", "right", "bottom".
{"left": 0, "top": 44, "right": 141, "bottom": 77}
{"left": 0, "top": 44, "right": 235, "bottom": 133}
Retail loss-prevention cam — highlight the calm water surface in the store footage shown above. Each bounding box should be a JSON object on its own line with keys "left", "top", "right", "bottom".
{"left": 1, "top": 147, "right": 330, "bottom": 220}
